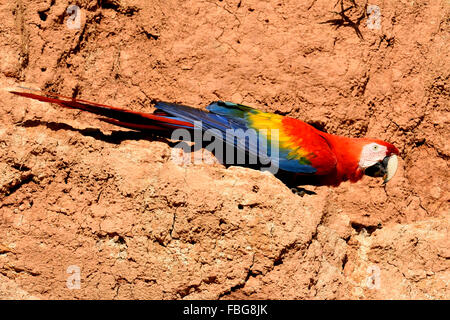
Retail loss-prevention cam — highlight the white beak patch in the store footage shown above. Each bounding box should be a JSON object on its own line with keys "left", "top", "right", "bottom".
{"left": 383, "top": 154, "right": 398, "bottom": 184}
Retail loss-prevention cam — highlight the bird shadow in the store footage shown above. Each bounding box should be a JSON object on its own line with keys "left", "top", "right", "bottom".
{"left": 20, "top": 119, "right": 178, "bottom": 146}
{"left": 18, "top": 119, "right": 317, "bottom": 196}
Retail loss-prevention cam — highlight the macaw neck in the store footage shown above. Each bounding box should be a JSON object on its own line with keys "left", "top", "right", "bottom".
{"left": 318, "top": 132, "right": 365, "bottom": 185}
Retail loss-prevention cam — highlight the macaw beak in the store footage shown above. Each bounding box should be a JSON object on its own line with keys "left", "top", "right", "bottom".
{"left": 365, "top": 154, "right": 399, "bottom": 184}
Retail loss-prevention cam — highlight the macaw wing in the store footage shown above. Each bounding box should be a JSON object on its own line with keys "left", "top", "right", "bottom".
{"left": 156, "top": 101, "right": 337, "bottom": 174}
{"left": 206, "top": 101, "right": 337, "bottom": 174}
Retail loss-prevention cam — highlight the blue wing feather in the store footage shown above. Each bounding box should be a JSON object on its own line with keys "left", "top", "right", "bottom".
{"left": 155, "top": 101, "right": 318, "bottom": 173}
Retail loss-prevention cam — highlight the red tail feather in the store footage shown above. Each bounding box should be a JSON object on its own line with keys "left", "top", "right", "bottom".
{"left": 10, "top": 90, "right": 193, "bottom": 131}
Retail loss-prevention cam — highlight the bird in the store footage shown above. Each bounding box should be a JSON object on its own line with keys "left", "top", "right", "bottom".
{"left": 10, "top": 88, "right": 399, "bottom": 188}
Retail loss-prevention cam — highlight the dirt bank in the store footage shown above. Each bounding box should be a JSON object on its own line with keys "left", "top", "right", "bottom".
{"left": 0, "top": 0, "right": 448, "bottom": 299}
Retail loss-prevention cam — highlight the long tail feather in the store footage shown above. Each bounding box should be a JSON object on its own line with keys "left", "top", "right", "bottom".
{"left": 10, "top": 90, "right": 194, "bottom": 131}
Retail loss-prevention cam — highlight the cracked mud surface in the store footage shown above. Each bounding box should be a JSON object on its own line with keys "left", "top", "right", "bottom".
{"left": 0, "top": 0, "right": 448, "bottom": 299}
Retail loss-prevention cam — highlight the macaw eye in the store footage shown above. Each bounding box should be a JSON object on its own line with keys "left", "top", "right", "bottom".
{"left": 372, "top": 144, "right": 379, "bottom": 151}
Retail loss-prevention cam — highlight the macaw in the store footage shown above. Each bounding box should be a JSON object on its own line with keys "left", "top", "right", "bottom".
{"left": 10, "top": 89, "right": 399, "bottom": 187}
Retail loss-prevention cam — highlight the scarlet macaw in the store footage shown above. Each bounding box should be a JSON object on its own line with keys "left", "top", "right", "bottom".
{"left": 10, "top": 89, "right": 399, "bottom": 187}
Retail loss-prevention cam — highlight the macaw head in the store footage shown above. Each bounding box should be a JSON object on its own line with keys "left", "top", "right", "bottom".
{"left": 358, "top": 139, "right": 400, "bottom": 184}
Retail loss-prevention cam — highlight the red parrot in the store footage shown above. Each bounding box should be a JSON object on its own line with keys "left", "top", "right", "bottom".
{"left": 10, "top": 89, "right": 399, "bottom": 187}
